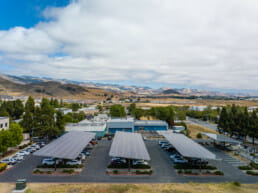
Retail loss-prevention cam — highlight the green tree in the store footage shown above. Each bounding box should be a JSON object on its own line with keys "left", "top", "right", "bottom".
{"left": 128, "top": 103, "right": 136, "bottom": 115}
{"left": 218, "top": 107, "right": 229, "bottom": 134}
{"left": 97, "top": 104, "right": 103, "bottom": 112}
{"left": 56, "top": 110, "right": 65, "bottom": 133}
{"left": 71, "top": 103, "right": 80, "bottom": 112}
{"left": 0, "top": 129, "right": 11, "bottom": 154}
{"left": 249, "top": 111, "right": 258, "bottom": 144}
{"left": 13, "top": 99, "right": 24, "bottom": 119}
{"left": 25, "top": 96, "right": 35, "bottom": 113}
{"left": 110, "top": 104, "right": 126, "bottom": 117}
{"left": 8, "top": 123, "right": 23, "bottom": 146}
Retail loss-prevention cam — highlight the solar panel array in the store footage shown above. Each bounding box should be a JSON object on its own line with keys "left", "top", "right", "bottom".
{"left": 158, "top": 131, "right": 216, "bottom": 160}
{"left": 34, "top": 131, "right": 96, "bottom": 160}
{"left": 202, "top": 133, "right": 241, "bottom": 144}
{"left": 109, "top": 131, "right": 151, "bottom": 160}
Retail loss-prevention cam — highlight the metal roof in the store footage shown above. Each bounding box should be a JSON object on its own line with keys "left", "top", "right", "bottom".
{"left": 107, "top": 118, "right": 134, "bottom": 129}
{"left": 109, "top": 131, "right": 151, "bottom": 160}
{"left": 34, "top": 131, "right": 95, "bottom": 160}
{"left": 158, "top": 131, "right": 216, "bottom": 160}
{"left": 134, "top": 120, "right": 168, "bottom": 127}
{"left": 202, "top": 133, "right": 241, "bottom": 144}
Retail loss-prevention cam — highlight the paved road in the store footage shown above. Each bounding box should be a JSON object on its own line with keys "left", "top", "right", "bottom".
{"left": 186, "top": 117, "right": 218, "bottom": 131}
{"left": 0, "top": 139, "right": 257, "bottom": 183}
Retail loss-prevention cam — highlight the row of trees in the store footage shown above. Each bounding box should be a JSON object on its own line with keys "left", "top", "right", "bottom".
{"left": 20, "top": 97, "right": 65, "bottom": 139}
{"left": 127, "top": 103, "right": 175, "bottom": 126}
{"left": 0, "top": 123, "right": 23, "bottom": 154}
{"left": 110, "top": 104, "right": 126, "bottom": 117}
{"left": 218, "top": 105, "right": 258, "bottom": 143}
{"left": 186, "top": 106, "right": 221, "bottom": 123}
{"left": 0, "top": 99, "right": 24, "bottom": 119}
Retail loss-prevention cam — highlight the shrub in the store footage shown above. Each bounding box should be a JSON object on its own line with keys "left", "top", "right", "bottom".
{"left": 113, "top": 170, "right": 118, "bottom": 174}
{"left": 135, "top": 170, "right": 153, "bottom": 175}
{"left": 33, "top": 169, "right": 40, "bottom": 174}
{"left": 47, "top": 171, "right": 52, "bottom": 174}
{"left": 0, "top": 163, "right": 7, "bottom": 172}
{"left": 178, "top": 170, "right": 183, "bottom": 174}
{"left": 246, "top": 170, "right": 258, "bottom": 176}
{"left": 238, "top": 165, "right": 252, "bottom": 170}
{"left": 196, "top": 133, "right": 202, "bottom": 139}
{"left": 214, "top": 171, "right": 224, "bottom": 176}
{"left": 232, "top": 181, "right": 241, "bottom": 186}
{"left": 174, "top": 164, "right": 216, "bottom": 170}
{"left": 184, "top": 170, "right": 192, "bottom": 174}
{"left": 62, "top": 169, "right": 74, "bottom": 174}
{"left": 132, "top": 164, "right": 151, "bottom": 169}
{"left": 250, "top": 162, "right": 258, "bottom": 169}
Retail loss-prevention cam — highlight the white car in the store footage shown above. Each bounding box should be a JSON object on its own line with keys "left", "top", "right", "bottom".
{"left": 31, "top": 144, "right": 40, "bottom": 150}
{"left": 173, "top": 157, "right": 188, "bottom": 164}
{"left": 0, "top": 158, "right": 16, "bottom": 165}
{"left": 132, "top": 160, "right": 148, "bottom": 166}
{"left": 42, "top": 158, "right": 62, "bottom": 165}
{"left": 12, "top": 155, "right": 24, "bottom": 161}
{"left": 17, "top": 151, "right": 30, "bottom": 156}
{"left": 66, "top": 160, "right": 82, "bottom": 165}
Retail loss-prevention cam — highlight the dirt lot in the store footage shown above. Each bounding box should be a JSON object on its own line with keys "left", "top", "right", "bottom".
{"left": 187, "top": 124, "right": 218, "bottom": 139}
{"left": 1, "top": 183, "right": 258, "bottom": 193}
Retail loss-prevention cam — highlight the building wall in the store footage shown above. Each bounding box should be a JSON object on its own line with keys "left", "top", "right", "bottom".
{"left": 0, "top": 117, "right": 9, "bottom": 130}
{"left": 134, "top": 125, "right": 167, "bottom": 131}
{"left": 108, "top": 128, "right": 133, "bottom": 134}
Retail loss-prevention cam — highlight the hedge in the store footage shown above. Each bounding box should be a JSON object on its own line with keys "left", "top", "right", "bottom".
{"left": 238, "top": 165, "right": 252, "bottom": 170}
{"left": 250, "top": 162, "right": 258, "bottom": 170}
{"left": 62, "top": 169, "right": 74, "bottom": 174}
{"left": 246, "top": 170, "right": 258, "bottom": 176}
{"left": 0, "top": 163, "right": 7, "bottom": 172}
{"left": 132, "top": 164, "right": 151, "bottom": 169}
{"left": 136, "top": 170, "right": 153, "bottom": 175}
{"left": 174, "top": 164, "right": 217, "bottom": 170}
{"left": 107, "top": 163, "right": 128, "bottom": 169}
{"left": 214, "top": 171, "right": 224, "bottom": 175}
{"left": 107, "top": 163, "right": 151, "bottom": 169}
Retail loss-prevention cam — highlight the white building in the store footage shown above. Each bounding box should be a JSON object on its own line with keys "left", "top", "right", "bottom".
{"left": 0, "top": 117, "right": 9, "bottom": 130}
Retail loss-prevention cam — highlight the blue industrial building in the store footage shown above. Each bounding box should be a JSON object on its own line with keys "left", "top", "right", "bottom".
{"left": 107, "top": 118, "right": 168, "bottom": 134}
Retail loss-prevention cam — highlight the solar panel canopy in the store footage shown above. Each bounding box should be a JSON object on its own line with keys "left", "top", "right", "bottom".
{"left": 202, "top": 133, "right": 241, "bottom": 144}
{"left": 109, "top": 131, "right": 150, "bottom": 160}
{"left": 34, "top": 131, "right": 95, "bottom": 160}
{"left": 158, "top": 131, "right": 216, "bottom": 160}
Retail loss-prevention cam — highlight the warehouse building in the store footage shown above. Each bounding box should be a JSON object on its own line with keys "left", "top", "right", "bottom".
{"left": 107, "top": 118, "right": 168, "bottom": 134}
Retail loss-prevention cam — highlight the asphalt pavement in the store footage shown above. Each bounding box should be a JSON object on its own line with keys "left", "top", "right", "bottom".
{"left": 0, "top": 139, "right": 257, "bottom": 183}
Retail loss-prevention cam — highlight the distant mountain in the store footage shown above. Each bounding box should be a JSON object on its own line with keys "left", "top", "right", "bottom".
{"left": 1, "top": 74, "right": 257, "bottom": 97}
{"left": 0, "top": 75, "right": 120, "bottom": 99}
{"left": 162, "top": 89, "right": 180, "bottom": 95}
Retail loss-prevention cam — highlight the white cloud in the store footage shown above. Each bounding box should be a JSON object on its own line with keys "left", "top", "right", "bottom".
{"left": 0, "top": 0, "right": 258, "bottom": 90}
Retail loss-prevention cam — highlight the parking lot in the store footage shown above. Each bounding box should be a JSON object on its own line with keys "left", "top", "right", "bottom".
{"left": 0, "top": 139, "right": 257, "bottom": 183}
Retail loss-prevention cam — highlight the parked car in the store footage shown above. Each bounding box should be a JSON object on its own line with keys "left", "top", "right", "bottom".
{"left": 159, "top": 140, "right": 168, "bottom": 146}
{"left": 12, "top": 155, "right": 24, "bottom": 162}
{"left": 108, "top": 136, "right": 112, "bottom": 140}
{"left": 82, "top": 150, "right": 90, "bottom": 156}
{"left": 173, "top": 157, "right": 188, "bottom": 164}
{"left": 25, "top": 147, "right": 36, "bottom": 153}
{"left": 0, "top": 158, "right": 16, "bottom": 165}
{"left": 170, "top": 154, "right": 181, "bottom": 160}
{"left": 161, "top": 144, "right": 172, "bottom": 149}
{"left": 132, "top": 160, "right": 148, "bottom": 166}
{"left": 31, "top": 144, "right": 40, "bottom": 150}
{"left": 17, "top": 150, "right": 30, "bottom": 156}
{"left": 77, "top": 153, "right": 86, "bottom": 161}
{"left": 111, "top": 157, "right": 126, "bottom": 164}
{"left": 42, "top": 158, "right": 62, "bottom": 165}
{"left": 66, "top": 160, "right": 82, "bottom": 165}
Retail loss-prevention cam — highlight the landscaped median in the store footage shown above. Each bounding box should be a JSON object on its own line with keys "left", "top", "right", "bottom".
{"left": 106, "top": 163, "right": 153, "bottom": 175}
{"left": 174, "top": 164, "right": 224, "bottom": 176}
{"left": 238, "top": 162, "right": 258, "bottom": 176}
{"left": 32, "top": 164, "right": 83, "bottom": 175}
{"left": 0, "top": 163, "right": 7, "bottom": 174}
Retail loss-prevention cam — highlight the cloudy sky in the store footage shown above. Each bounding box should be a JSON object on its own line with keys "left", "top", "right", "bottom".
{"left": 0, "top": 0, "right": 258, "bottom": 92}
